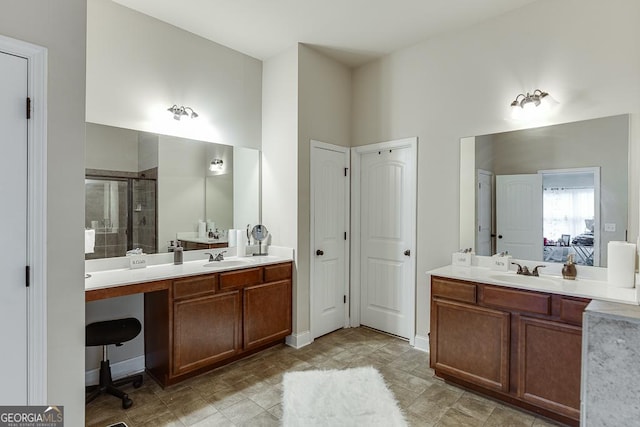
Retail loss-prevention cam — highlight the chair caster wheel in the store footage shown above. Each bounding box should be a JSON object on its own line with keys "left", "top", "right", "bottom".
{"left": 122, "top": 396, "right": 133, "bottom": 409}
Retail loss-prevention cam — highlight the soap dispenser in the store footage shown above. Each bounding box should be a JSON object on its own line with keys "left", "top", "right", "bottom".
{"left": 174, "top": 242, "right": 183, "bottom": 265}
{"left": 562, "top": 254, "right": 577, "bottom": 280}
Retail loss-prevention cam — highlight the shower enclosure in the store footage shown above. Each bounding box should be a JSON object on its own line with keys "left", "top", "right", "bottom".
{"left": 85, "top": 172, "right": 157, "bottom": 259}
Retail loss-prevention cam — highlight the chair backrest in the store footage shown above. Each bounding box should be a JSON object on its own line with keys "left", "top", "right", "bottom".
{"left": 561, "top": 234, "right": 571, "bottom": 246}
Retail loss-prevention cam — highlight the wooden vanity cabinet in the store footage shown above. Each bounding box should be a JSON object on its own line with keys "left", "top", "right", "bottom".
{"left": 171, "top": 275, "right": 242, "bottom": 376}
{"left": 145, "top": 261, "right": 293, "bottom": 387}
{"left": 430, "top": 276, "right": 589, "bottom": 426}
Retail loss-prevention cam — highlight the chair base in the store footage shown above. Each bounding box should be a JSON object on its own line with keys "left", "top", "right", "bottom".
{"left": 86, "top": 359, "right": 143, "bottom": 409}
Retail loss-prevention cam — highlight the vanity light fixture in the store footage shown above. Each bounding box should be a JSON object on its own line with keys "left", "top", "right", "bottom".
{"left": 209, "top": 158, "right": 224, "bottom": 171}
{"left": 510, "top": 89, "right": 557, "bottom": 119}
{"left": 167, "top": 105, "right": 199, "bottom": 121}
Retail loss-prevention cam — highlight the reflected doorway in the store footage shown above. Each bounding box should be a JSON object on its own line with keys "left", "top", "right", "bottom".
{"left": 541, "top": 167, "right": 599, "bottom": 266}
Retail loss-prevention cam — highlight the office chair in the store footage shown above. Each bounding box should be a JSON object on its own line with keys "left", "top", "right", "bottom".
{"left": 86, "top": 317, "right": 143, "bottom": 409}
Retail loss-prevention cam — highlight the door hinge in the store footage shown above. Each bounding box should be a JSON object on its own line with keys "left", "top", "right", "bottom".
{"left": 344, "top": 295, "right": 346, "bottom": 304}
{"left": 25, "top": 265, "right": 30, "bottom": 287}
{"left": 344, "top": 167, "right": 348, "bottom": 177}
{"left": 26, "top": 97, "right": 31, "bottom": 120}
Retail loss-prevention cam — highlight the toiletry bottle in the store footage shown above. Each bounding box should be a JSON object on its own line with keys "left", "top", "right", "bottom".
{"left": 168, "top": 240, "right": 175, "bottom": 252}
{"left": 562, "top": 254, "right": 577, "bottom": 280}
{"left": 174, "top": 242, "right": 183, "bottom": 265}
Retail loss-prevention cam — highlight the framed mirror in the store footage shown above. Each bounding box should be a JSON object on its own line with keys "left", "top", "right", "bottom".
{"left": 460, "top": 114, "right": 630, "bottom": 267}
{"left": 85, "top": 122, "right": 260, "bottom": 259}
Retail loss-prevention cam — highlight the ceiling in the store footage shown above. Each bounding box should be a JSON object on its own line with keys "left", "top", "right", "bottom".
{"left": 112, "top": 0, "right": 538, "bottom": 67}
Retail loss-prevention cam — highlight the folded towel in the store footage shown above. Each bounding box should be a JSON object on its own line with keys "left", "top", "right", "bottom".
{"left": 85, "top": 229, "right": 95, "bottom": 254}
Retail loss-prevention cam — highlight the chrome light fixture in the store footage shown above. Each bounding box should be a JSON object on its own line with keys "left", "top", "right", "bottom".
{"left": 209, "top": 159, "right": 224, "bottom": 171}
{"left": 510, "top": 89, "right": 557, "bottom": 119}
{"left": 167, "top": 105, "right": 199, "bottom": 121}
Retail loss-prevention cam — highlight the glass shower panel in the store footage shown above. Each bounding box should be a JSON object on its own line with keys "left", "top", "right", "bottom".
{"left": 132, "top": 178, "right": 157, "bottom": 255}
{"left": 85, "top": 178, "right": 128, "bottom": 259}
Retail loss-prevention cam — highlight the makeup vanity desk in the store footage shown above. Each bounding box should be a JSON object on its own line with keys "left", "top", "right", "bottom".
{"left": 85, "top": 248, "right": 293, "bottom": 387}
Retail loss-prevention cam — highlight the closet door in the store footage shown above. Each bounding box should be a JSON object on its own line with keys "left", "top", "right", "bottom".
{"left": 0, "top": 50, "right": 29, "bottom": 404}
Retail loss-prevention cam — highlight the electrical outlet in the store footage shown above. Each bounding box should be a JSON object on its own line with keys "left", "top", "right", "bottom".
{"left": 604, "top": 223, "right": 616, "bottom": 232}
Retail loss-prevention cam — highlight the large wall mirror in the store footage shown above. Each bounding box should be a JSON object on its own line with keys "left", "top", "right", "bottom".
{"left": 460, "top": 114, "right": 630, "bottom": 267}
{"left": 85, "top": 122, "right": 260, "bottom": 259}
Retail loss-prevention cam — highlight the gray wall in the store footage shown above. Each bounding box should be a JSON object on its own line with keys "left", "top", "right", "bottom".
{"left": 0, "top": 1, "right": 86, "bottom": 425}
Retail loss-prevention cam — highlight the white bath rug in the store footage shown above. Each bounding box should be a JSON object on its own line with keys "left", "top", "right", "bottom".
{"left": 282, "top": 366, "right": 407, "bottom": 427}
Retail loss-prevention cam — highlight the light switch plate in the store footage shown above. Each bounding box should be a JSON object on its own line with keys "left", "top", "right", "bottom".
{"left": 604, "top": 223, "right": 616, "bottom": 232}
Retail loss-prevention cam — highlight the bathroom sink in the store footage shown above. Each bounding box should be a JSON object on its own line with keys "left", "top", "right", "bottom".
{"left": 488, "top": 273, "right": 560, "bottom": 287}
{"left": 203, "top": 259, "right": 252, "bottom": 268}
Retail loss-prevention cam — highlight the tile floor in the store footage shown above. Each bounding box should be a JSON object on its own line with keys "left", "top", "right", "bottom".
{"left": 86, "top": 327, "right": 563, "bottom": 427}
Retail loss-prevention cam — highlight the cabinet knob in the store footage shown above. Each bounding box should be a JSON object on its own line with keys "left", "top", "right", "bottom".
{"left": 404, "top": 249, "right": 411, "bottom": 256}
{"left": 498, "top": 235, "right": 503, "bottom": 239}
{"left": 316, "top": 249, "right": 324, "bottom": 256}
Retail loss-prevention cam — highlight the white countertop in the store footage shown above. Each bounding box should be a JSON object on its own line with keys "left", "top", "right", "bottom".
{"left": 428, "top": 264, "right": 639, "bottom": 305}
{"left": 85, "top": 246, "right": 293, "bottom": 293}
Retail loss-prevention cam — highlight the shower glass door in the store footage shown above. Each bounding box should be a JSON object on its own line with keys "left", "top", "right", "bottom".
{"left": 85, "top": 176, "right": 157, "bottom": 259}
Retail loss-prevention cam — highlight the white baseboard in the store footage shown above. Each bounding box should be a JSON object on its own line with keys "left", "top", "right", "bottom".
{"left": 85, "top": 356, "right": 145, "bottom": 385}
{"left": 413, "top": 334, "right": 429, "bottom": 353}
{"left": 285, "top": 330, "right": 313, "bottom": 349}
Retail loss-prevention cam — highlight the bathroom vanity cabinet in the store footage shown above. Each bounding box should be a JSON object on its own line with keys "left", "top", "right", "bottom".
{"left": 430, "top": 276, "right": 589, "bottom": 426}
{"left": 145, "top": 261, "right": 292, "bottom": 387}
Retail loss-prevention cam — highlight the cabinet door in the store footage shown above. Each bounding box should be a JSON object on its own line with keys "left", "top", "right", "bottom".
{"left": 431, "top": 298, "right": 510, "bottom": 392}
{"left": 244, "top": 280, "right": 292, "bottom": 350}
{"left": 517, "top": 316, "right": 581, "bottom": 420}
{"left": 173, "top": 291, "right": 241, "bottom": 375}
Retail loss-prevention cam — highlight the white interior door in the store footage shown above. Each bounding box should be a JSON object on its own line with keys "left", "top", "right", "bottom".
{"left": 0, "top": 50, "right": 29, "bottom": 403}
{"left": 354, "top": 138, "right": 416, "bottom": 340}
{"left": 311, "top": 141, "right": 349, "bottom": 339}
{"left": 477, "top": 170, "right": 493, "bottom": 256}
{"left": 496, "top": 174, "right": 543, "bottom": 260}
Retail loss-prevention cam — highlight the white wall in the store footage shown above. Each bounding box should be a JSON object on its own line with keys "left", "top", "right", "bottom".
{"left": 85, "top": 122, "right": 139, "bottom": 171}
{"left": 158, "top": 135, "right": 206, "bottom": 249}
{"left": 86, "top": 0, "right": 262, "bottom": 149}
{"left": 296, "top": 45, "right": 352, "bottom": 334}
{"left": 0, "top": 1, "right": 86, "bottom": 425}
{"left": 262, "top": 46, "right": 300, "bottom": 330}
{"left": 352, "top": 0, "right": 640, "bottom": 338}
{"left": 233, "top": 147, "right": 261, "bottom": 231}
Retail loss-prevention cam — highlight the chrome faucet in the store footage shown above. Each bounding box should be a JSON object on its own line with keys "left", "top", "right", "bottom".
{"left": 511, "top": 262, "right": 546, "bottom": 277}
{"left": 205, "top": 251, "right": 226, "bottom": 262}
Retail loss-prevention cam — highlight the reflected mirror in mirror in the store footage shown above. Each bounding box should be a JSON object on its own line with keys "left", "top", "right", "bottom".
{"left": 460, "top": 114, "right": 630, "bottom": 267}
{"left": 85, "top": 123, "right": 260, "bottom": 259}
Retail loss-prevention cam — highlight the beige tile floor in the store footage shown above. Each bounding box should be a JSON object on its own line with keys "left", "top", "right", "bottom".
{"left": 86, "top": 327, "right": 564, "bottom": 427}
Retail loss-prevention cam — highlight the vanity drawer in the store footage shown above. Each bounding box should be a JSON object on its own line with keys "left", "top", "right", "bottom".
{"left": 219, "top": 267, "right": 263, "bottom": 290}
{"left": 264, "top": 262, "right": 292, "bottom": 283}
{"left": 481, "top": 285, "right": 551, "bottom": 315}
{"left": 173, "top": 275, "right": 218, "bottom": 300}
{"left": 560, "top": 297, "right": 590, "bottom": 325}
{"left": 431, "top": 277, "right": 477, "bottom": 304}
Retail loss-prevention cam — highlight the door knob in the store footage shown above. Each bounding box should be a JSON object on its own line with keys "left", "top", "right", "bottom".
{"left": 316, "top": 249, "right": 324, "bottom": 256}
{"left": 404, "top": 249, "right": 411, "bottom": 256}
